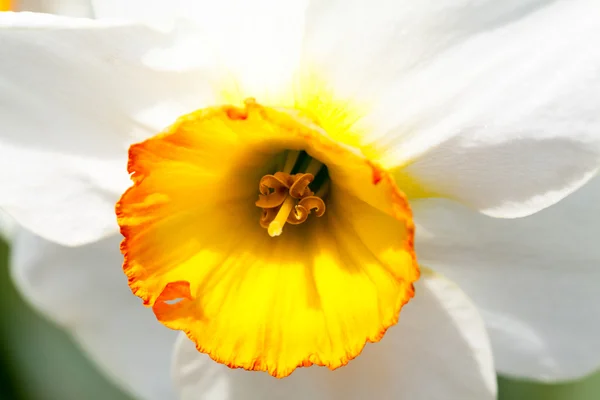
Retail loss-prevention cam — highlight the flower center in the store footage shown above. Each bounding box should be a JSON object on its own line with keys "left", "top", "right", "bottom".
{"left": 256, "top": 150, "right": 328, "bottom": 237}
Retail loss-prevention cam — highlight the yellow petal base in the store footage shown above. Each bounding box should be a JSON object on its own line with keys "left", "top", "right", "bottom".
{"left": 117, "top": 100, "right": 419, "bottom": 378}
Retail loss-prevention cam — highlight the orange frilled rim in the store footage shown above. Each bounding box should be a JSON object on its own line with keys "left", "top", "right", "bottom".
{"left": 116, "top": 100, "right": 419, "bottom": 378}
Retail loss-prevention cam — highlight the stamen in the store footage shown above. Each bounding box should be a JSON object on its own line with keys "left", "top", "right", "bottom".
{"left": 283, "top": 150, "right": 300, "bottom": 174}
{"left": 305, "top": 158, "right": 323, "bottom": 176}
{"left": 315, "top": 180, "right": 330, "bottom": 199}
{"left": 298, "top": 196, "right": 325, "bottom": 217}
{"left": 256, "top": 151, "right": 328, "bottom": 236}
{"left": 289, "top": 174, "right": 313, "bottom": 198}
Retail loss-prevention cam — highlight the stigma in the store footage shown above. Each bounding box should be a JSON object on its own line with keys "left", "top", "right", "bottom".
{"left": 256, "top": 151, "right": 327, "bottom": 237}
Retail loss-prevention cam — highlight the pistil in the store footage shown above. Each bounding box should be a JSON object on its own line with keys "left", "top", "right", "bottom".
{"left": 267, "top": 195, "right": 297, "bottom": 237}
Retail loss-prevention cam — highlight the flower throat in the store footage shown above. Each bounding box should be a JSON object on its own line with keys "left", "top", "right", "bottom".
{"left": 255, "top": 150, "right": 329, "bottom": 237}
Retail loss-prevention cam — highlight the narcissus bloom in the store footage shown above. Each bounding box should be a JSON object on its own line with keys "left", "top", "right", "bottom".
{"left": 2, "top": 0, "right": 600, "bottom": 399}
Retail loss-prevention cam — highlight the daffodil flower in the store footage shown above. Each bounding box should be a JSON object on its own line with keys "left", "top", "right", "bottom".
{"left": 2, "top": 0, "right": 600, "bottom": 399}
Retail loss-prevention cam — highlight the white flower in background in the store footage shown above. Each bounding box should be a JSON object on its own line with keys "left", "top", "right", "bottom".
{"left": 2, "top": 1, "right": 600, "bottom": 399}
{"left": 0, "top": 209, "right": 15, "bottom": 240}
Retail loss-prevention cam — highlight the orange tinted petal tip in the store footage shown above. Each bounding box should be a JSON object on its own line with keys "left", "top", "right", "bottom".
{"left": 366, "top": 159, "right": 384, "bottom": 185}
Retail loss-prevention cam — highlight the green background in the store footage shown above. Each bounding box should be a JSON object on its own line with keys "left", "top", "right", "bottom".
{"left": 0, "top": 237, "right": 598, "bottom": 399}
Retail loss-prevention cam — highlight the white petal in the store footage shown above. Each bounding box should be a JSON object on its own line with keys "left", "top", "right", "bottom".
{"left": 10, "top": 228, "right": 179, "bottom": 400}
{"left": 17, "top": 0, "right": 94, "bottom": 17}
{"left": 90, "top": 0, "right": 205, "bottom": 21}
{"left": 0, "top": 12, "right": 219, "bottom": 246}
{"left": 303, "top": 0, "right": 536, "bottom": 99}
{"left": 172, "top": 273, "right": 496, "bottom": 400}
{"left": 303, "top": 0, "right": 600, "bottom": 217}
{"left": 90, "top": 0, "right": 308, "bottom": 103}
{"left": 413, "top": 175, "right": 600, "bottom": 381}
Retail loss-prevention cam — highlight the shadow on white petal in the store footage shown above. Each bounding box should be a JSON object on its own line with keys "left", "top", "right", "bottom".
{"left": 481, "top": 311, "right": 559, "bottom": 375}
{"left": 414, "top": 176, "right": 600, "bottom": 380}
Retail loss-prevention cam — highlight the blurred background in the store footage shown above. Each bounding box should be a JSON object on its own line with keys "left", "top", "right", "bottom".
{"left": 1, "top": 235, "right": 599, "bottom": 399}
